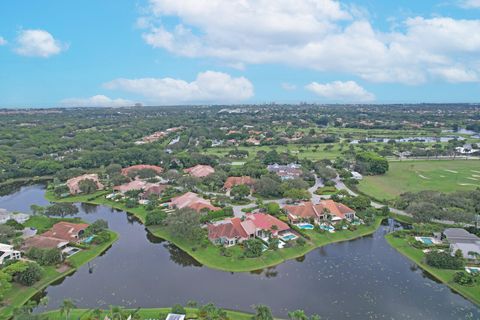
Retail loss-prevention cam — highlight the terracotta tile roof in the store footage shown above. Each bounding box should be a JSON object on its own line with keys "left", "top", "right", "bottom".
{"left": 113, "top": 180, "right": 148, "bottom": 193}
{"left": 143, "top": 184, "right": 168, "bottom": 197}
{"left": 208, "top": 217, "right": 248, "bottom": 240}
{"left": 42, "top": 222, "right": 89, "bottom": 242}
{"left": 169, "top": 192, "right": 221, "bottom": 212}
{"left": 283, "top": 202, "right": 319, "bottom": 220}
{"left": 184, "top": 165, "right": 215, "bottom": 178}
{"left": 223, "top": 176, "right": 255, "bottom": 190}
{"left": 284, "top": 200, "right": 355, "bottom": 220}
{"left": 245, "top": 213, "right": 290, "bottom": 234}
{"left": 23, "top": 236, "right": 69, "bottom": 250}
{"left": 66, "top": 174, "right": 104, "bottom": 194}
{"left": 121, "top": 165, "right": 163, "bottom": 176}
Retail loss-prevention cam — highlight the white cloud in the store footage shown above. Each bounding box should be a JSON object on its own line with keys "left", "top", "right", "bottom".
{"left": 103, "top": 71, "right": 254, "bottom": 104}
{"left": 139, "top": 0, "right": 480, "bottom": 84}
{"left": 281, "top": 83, "right": 297, "bottom": 91}
{"left": 15, "top": 29, "right": 67, "bottom": 57}
{"left": 460, "top": 0, "right": 480, "bottom": 8}
{"left": 306, "top": 80, "right": 375, "bottom": 102}
{"left": 429, "top": 66, "right": 478, "bottom": 83}
{"left": 0, "top": 36, "right": 7, "bottom": 46}
{"left": 60, "top": 95, "right": 134, "bottom": 108}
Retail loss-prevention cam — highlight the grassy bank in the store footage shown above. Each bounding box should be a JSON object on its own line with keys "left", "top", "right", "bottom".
{"left": 385, "top": 233, "right": 480, "bottom": 306}
{"left": 0, "top": 231, "right": 118, "bottom": 319}
{"left": 46, "top": 190, "right": 384, "bottom": 272}
{"left": 147, "top": 217, "right": 383, "bottom": 272}
{"left": 357, "top": 160, "right": 480, "bottom": 201}
{"left": 41, "top": 307, "right": 253, "bottom": 320}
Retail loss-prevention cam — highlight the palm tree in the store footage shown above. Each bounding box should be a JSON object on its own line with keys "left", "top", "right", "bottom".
{"left": 288, "top": 310, "right": 308, "bottom": 320}
{"left": 252, "top": 305, "right": 273, "bottom": 320}
{"left": 467, "top": 251, "right": 480, "bottom": 263}
{"left": 60, "top": 299, "right": 76, "bottom": 320}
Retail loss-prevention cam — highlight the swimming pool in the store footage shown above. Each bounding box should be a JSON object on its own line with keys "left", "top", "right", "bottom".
{"left": 421, "top": 237, "right": 433, "bottom": 245}
{"left": 281, "top": 233, "right": 298, "bottom": 241}
{"left": 82, "top": 235, "right": 94, "bottom": 244}
{"left": 415, "top": 236, "right": 435, "bottom": 245}
{"left": 296, "top": 223, "right": 314, "bottom": 230}
{"left": 320, "top": 225, "right": 335, "bottom": 233}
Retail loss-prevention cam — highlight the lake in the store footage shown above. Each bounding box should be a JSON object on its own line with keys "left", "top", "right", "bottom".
{"left": 1, "top": 185, "right": 479, "bottom": 319}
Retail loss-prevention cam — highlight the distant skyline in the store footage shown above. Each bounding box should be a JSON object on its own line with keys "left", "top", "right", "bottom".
{"left": 1, "top": 0, "right": 480, "bottom": 107}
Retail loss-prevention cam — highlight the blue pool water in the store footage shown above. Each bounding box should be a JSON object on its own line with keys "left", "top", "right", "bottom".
{"left": 281, "top": 234, "right": 297, "bottom": 241}
{"left": 420, "top": 237, "right": 433, "bottom": 245}
{"left": 82, "top": 236, "right": 94, "bottom": 244}
{"left": 297, "top": 223, "right": 314, "bottom": 230}
{"left": 320, "top": 225, "right": 335, "bottom": 232}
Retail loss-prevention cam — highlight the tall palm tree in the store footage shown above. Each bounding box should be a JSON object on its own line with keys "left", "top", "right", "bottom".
{"left": 60, "top": 299, "right": 76, "bottom": 320}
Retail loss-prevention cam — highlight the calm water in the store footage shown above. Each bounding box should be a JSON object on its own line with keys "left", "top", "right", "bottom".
{"left": 1, "top": 185, "right": 479, "bottom": 319}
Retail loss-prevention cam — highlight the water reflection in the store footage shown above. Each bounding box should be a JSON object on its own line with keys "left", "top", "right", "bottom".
{"left": 1, "top": 185, "right": 479, "bottom": 319}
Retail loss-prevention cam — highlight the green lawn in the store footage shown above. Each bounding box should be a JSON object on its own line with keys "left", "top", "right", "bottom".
{"left": 386, "top": 234, "right": 480, "bottom": 306}
{"left": 41, "top": 307, "right": 253, "bottom": 320}
{"left": 202, "top": 143, "right": 344, "bottom": 161}
{"left": 148, "top": 217, "right": 383, "bottom": 272}
{"left": 0, "top": 231, "right": 118, "bottom": 319}
{"left": 46, "top": 190, "right": 384, "bottom": 272}
{"left": 357, "top": 160, "right": 480, "bottom": 201}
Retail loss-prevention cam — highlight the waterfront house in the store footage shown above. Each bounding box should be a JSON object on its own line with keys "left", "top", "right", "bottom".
{"left": 0, "top": 243, "right": 21, "bottom": 265}
{"left": 208, "top": 217, "right": 250, "bottom": 247}
{"left": 284, "top": 200, "right": 356, "bottom": 224}
{"left": 169, "top": 192, "right": 221, "bottom": 213}
{"left": 66, "top": 174, "right": 104, "bottom": 195}
{"left": 23, "top": 236, "right": 69, "bottom": 250}
{"left": 208, "top": 213, "right": 290, "bottom": 246}
{"left": 243, "top": 213, "right": 290, "bottom": 238}
{"left": 184, "top": 164, "right": 215, "bottom": 178}
{"left": 443, "top": 228, "right": 480, "bottom": 259}
{"left": 42, "top": 221, "right": 89, "bottom": 242}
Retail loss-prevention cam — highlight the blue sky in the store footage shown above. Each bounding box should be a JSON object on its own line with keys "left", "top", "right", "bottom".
{"left": 1, "top": 0, "right": 480, "bottom": 107}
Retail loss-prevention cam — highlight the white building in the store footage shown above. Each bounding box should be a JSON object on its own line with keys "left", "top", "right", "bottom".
{"left": 0, "top": 243, "right": 21, "bottom": 265}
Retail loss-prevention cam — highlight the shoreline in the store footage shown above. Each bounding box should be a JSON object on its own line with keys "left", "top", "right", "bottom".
{"left": 44, "top": 189, "right": 384, "bottom": 273}
{"left": 41, "top": 307, "right": 253, "bottom": 320}
{"left": 0, "top": 231, "right": 118, "bottom": 319}
{"left": 385, "top": 233, "right": 480, "bottom": 306}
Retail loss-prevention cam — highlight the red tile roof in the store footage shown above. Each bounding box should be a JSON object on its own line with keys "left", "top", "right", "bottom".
{"left": 223, "top": 176, "right": 255, "bottom": 190}
{"left": 208, "top": 217, "right": 248, "bottom": 240}
{"left": 42, "top": 222, "right": 89, "bottom": 242}
{"left": 23, "top": 236, "right": 68, "bottom": 250}
{"left": 245, "top": 213, "right": 290, "bottom": 234}
{"left": 169, "top": 192, "right": 221, "bottom": 212}
{"left": 66, "top": 174, "right": 104, "bottom": 194}
{"left": 121, "top": 165, "right": 163, "bottom": 176}
{"left": 184, "top": 165, "right": 215, "bottom": 178}
{"left": 284, "top": 200, "right": 355, "bottom": 220}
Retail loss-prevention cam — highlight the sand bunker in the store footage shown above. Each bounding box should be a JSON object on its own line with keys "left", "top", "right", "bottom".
{"left": 444, "top": 169, "right": 458, "bottom": 174}
{"left": 472, "top": 175, "right": 480, "bottom": 178}
{"left": 418, "top": 174, "right": 430, "bottom": 180}
{"left": 467, "top": 177, "right": 478, "bottom": 181}
{"left": 471, "top": 170, "right": 480, "bottom": 174}
{"left": 459, "top": 183, "right": 478, "bottom": 186}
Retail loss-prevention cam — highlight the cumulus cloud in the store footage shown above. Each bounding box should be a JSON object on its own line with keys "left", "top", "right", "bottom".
{"left": 281, "top": 83, "right": 297, "bottom": 91}
{"left": 460, "top": 0, "right": 480, "bottom": 8}
{"left": 306, "top": 80, "right": 375, "bottom": 102}
{"left": 103, "top": 71, "right": 254, "bottom": 104}
{"left": 15, "top": 29, "right": 67, "bottom": 57}
{"left": 0, "top": 36, "right": 7, "bottom": 46}
{"left": 139, "top": 0, "right": 480, "bottom": 84}
{"left": 60, "top": 95, "right": 134, "bottom": 108}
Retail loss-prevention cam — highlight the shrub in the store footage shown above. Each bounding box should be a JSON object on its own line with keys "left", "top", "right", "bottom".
{"left": 425, "top": 251, "right": 464, "bottom": 270}
{"left": 453, "top": 271, "right": 476, "bottom": 286}
{"left": 15, "top": 262, "right": 42, "bottom": 286}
